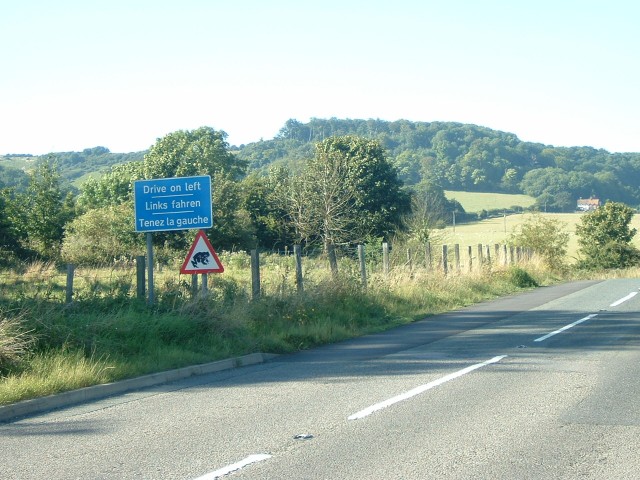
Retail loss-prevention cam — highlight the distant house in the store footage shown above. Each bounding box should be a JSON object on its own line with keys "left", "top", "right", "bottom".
{"left": 577, "top": 197, "right": 601, "bottom": 211}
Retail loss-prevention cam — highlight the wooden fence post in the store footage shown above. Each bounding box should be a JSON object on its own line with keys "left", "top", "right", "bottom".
{"left": 477, "top": 244, "right": 484, "bottom": 268}
{"left": 136, "top": 256, "right": 145, "bottom": 300}
{"left": 442, "top": 245, "right": 448, "bottom": 275}
{"left": 327, "top": 244, "right": 338, "bottom": 276}
{"left": 383, "top": 242, "right": 390, "bottom": 277}
{"left": 294, "top": 244, "right": 304, "bottom": 293}
{"left": 454, "top": 244, "right": 460, "bottom": 273}
{"left": 358, "top": 244, "right": 367, "bottom": 289}
{"left": 65, "top": 264, "right": 75, "bottom": 305}
{"left": 251, "top": 249, "right": 260, "bottom": 300}
{"left": 467, "top": 245, "right": 473, "bottom": 272}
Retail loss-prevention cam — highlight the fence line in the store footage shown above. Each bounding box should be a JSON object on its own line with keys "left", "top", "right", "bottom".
{"left": 0, "top": 241, "right": 536, "bottom": 306}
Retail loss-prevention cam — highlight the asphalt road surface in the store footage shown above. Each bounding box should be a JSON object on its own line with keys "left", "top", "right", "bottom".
{"left": 2, "top": 278, "right": 640, "bottom": 479}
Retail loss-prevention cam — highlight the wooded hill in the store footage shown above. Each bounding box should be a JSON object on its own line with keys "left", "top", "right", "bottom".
{"left": 3, "top": 118, "right": 640, "bottom": 211}
{"left": 235, "top": 118, "right": 640, "bottom": 211}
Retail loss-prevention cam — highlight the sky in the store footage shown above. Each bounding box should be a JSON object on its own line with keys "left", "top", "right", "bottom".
{"left": 1, "top": 0, "right": 639, "bottom": 155}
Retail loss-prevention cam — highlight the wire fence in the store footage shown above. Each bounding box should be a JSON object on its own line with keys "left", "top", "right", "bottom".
{"left": 0, "top": 242, "right": 535, "bottom": 307}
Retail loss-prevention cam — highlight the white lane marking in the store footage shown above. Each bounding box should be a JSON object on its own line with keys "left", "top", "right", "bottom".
{"left": 348, "top": 355, "right": 507, "bottom": 420}
{"left": 194, "top": 454, "right": 272, "bottom": 479}
{"left": 534, "top": 314, "right": 598, "bottom": 342}
{"left": 610, "top": 291, "right": 638, "bottom": 307}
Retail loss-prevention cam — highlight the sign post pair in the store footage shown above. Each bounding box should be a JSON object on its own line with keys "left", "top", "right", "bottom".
{"left": 133, "top": 175, "right": 224, "bottom": 303}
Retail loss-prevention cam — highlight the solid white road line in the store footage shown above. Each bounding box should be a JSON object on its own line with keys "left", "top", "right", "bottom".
{"left": 534, "top": 313, "right": 598, "bottom": 343}
{"left": 348, "top": 355, "right": 508, "bottom": 420}
{"left": 194, "top": 454, "right": 272, "bottom": 479}
{"left": 610, "top": 291, "right": 638, "bottom": 307}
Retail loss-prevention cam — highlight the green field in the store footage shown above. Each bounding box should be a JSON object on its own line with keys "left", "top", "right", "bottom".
{"left": 439, "top": 212, "right": 640, "bottom": 262}
{"left": 445, "top": 190, "right": 536, "bottom": 212}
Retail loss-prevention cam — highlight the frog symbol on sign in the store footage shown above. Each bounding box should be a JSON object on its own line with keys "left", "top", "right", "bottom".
{"left": 191, "top": 251, "right": 210, "bottom": 268}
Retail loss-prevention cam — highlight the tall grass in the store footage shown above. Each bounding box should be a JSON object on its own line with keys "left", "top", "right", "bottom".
{"left": 0, "top": 251, "right": 583, "bottom": 406}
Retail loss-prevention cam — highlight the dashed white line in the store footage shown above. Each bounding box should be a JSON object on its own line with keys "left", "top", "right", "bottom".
{"left": 348, "top": 355, "right": 507, "bottom": 420}
{"left": 610, "top": 291, "right": 638, "bottom": 307}
{"left": 194, "top": 454, "right": 272, "bottom": 479}
{"left": 534, "top": 313, "right": 598, "bottom": 342}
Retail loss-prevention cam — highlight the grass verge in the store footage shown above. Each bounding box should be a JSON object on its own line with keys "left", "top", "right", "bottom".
{"left": 0, "top": 262, "right": 601, "bottom": 406}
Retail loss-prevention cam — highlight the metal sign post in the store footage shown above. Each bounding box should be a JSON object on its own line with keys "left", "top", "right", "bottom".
{"left": 133, "top": 175, "right": 213, "bottom": 304}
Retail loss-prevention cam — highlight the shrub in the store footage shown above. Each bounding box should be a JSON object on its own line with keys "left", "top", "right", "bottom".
{"left": 576, "top": 202, "right": 640, "bottom": 270}
{"left": 508, "top": 267, "right": 539, "bottom": 288}
{"left": 509, "top": 213, "right": 569, "bottom": 270}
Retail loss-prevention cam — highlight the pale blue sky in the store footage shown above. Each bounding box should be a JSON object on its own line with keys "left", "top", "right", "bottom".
{"left": 1, "top": 0, "right": 639, "bottom": 155}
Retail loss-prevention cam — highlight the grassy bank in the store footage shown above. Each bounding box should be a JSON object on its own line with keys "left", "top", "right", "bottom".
{"left": 0, "top": 253, "right": 572, "bottom": 406}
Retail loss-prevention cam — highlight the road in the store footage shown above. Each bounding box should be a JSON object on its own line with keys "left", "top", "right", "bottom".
{"left": 2, "top": 278, "right": 640, "bottom": 479}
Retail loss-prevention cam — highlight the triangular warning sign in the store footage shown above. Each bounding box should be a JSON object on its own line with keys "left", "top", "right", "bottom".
{"left": 180, "top": 230, "right": 224, "bottom": 274}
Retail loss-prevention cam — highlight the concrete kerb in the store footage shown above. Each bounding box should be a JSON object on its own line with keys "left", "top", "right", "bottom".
{"left": 0, "top": 352, "right": 279, "bottom": 423}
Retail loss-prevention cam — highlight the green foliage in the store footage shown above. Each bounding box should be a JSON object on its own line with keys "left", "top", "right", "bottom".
{"left": 240, "top": 170, "right": 296, "bottom": 249}
{"left": 34, "top": 147, "right": 144, "bottom": 186}
{"left": 0, "top": 191, "right": 23, "bottom": 264}
{"left": 143, "top": 126, "right": 246, "bottom": 180}
{"left": 141, "top": 127, "right": 253, "bottom": 250}
{"left": 292, "top": 135, "right": 409, "bottom": 248}
{"left": 0, "top": 164, "right": 29, "bottom": 191}
{"left": 77, "top": 161, "right": 144, "bottom": 211}
{"left": 576, "top": 202, "right": 640, "bottom": 269}
{"left": 11, "top": 160, "right": 76, "bottom": 259}
{"left": 235, "top": 118, "right": 640, "bottom": 208}
{"left": 509, "top": 214, "right": 570, "bottom": 269}
{"left": 507, "top": 267, "right": 539, "bottom": 288}
{"left": 61, "top": 203, "right": 144, "bottom": 265}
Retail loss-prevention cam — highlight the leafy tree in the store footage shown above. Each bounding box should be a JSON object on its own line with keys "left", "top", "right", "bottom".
{"left": 402, "top": 178, "right": 461, "bottom": 245}
{"left": 0, "top": 191, "right": 22, "bottom": 264}
{"left": 292, "top": 136, "right": 409, "bottom": 251}
{"left": 61, "top": 203, "right": 143, "bottom": 265}
{"left": 240, "top": 169, "right": 296, "bottom": 249}
{"left": 319, "top": 136, "right": 410, "bottom": 239}
{"left": 576, "top": 202, "right": 640, "bottom": 269}
{"left": 77, "top": 161, "right": 144, "bottom": 211}
{"left": 509, "top": 214, "right": 570, "bottom": 269}
{"left": 207, "top": 172, "right": 255, "bottom": 251}
{"left": 140, "top": 127, "right": 251, "bottom": 250}
{"left": 16, "top": 160, "right": 75, "bottom": 258}
{"left": 143, "top": 126, "right": 246, "bottom": 180}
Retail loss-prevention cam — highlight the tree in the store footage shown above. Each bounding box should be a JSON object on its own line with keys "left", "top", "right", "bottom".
{"left": 61, "top": 203, "right": 143, "bottom": 265}
{"left": 17, "top": 160, "right": 75, "bottom": 258}
{"left": 141, "top": 127, "right": 250, "bottom": 250}
{"left": 0, "top": 190, "right": 22, "bottom": 264}
{"left": 576, "top": 202, "right": 640, "bottom": 269}
{"left": 143, "top": 126, "right": 246, "bottom": 180}
{"left": 240, "top": 169, "right": 296, "bottom": 249}
{"left": 77, "top": 161, "right": 144, "bottom": 211}
{"left": 402, "top": 179, "right": 459, "bottom": 245}
{"left": 292, "top": 136, "right": 409, "bottom": 252}
{"left": 509, "top": 214, "right": 570, "bottom": 269}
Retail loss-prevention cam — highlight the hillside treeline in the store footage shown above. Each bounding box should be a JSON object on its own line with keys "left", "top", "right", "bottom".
{"left": 236, "top": 118, "right": 640, "bottom": 211}
{"left": 1, "top": 128, "right": 439, "bottom": 265}
{"left": 3, "top": 118, "right": 639, "bottom": 213}
{"left": 0, "top": 147, "right": 144, "bottom": 192}
{"left": 2, "top": 119, "right": 640, "bottom": 265}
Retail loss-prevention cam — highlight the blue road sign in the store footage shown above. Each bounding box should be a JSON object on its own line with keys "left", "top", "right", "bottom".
{"left": 134, "top": 176, "right": 213, "bottom": 232}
